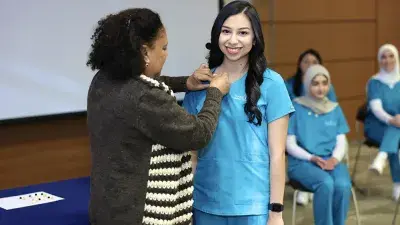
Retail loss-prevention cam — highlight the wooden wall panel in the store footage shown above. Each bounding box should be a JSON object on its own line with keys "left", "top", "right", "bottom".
{"left": 252, "top": 0, "right": 269, "bottom": 22}
{"left": 0, "top": 116, "right": 88, "bottom": 146}
{"left": 0, "top": 116, "right": 90, "bottom": 189}
{"left": 324, "top": 60, "right": 375, "bottom": 99}
{"left": 340, "top": 98, "right": 366, "bottom": 139}
{"left": 270, "top": 22, "right": 376, "bottom": 64}
{"left": 261, "top": 24, "right": 274, "bottom": 62}
{"left": 271, "top": 60, "right": 375, "bottom": 99}
{"left": 269, "top": 64, "right": 296, "bottom": 80}
{"left": 0, "top": 137, "right": 90, "bottom": 190}
{"left": 377, "top": 0, "right": 400, "bottom": 49}
{"left": 272, "top": 0, "right": 375, "bottom": 22}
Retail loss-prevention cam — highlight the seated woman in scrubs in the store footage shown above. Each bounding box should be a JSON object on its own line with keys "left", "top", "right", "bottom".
{"left": 286, "top": 64, "right": 351, "bottom": 225}
{"left": 183, "top": 1, "right": 294, "bottom": 225}
{"left": 365, "top": 43, "right": 400, "bottom": 201}
{"left": 285, "top": 49, "right": 337, "bottom": 101}
{"left": 285, "top": 49, "right": 338, "bottom": 206}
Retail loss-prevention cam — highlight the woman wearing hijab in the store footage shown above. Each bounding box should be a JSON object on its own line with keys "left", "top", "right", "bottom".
{"left": 286, "top": 64, "right": 351, "bottom": 225}
{"left": 365, "top": 44, "right": 400, "bottom": 201}
{"left": 285, "top": 49, "right": 339, "bottom": 206}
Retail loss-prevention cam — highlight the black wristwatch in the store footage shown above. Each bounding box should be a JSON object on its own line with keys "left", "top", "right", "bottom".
{"left": 268, "top": 203, "right": 284, "bottom": 212}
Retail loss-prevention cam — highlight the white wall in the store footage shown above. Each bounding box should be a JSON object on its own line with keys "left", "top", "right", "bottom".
{"left": 0, "top": 0, "right": 218, "bottom": 120}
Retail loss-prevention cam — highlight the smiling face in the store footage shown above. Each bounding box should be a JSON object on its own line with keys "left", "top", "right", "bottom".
{"left": 218, "top": 13, "right": 254, "bottom": 63}
{"left": 380, "top": 49, "right": 396, "bottom": 73}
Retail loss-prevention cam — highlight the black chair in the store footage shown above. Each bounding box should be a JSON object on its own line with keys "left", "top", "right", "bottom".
{"left": 351, "top": 103, "right": 380, "bottom": 196}
{"left": 288, "top": 151, "right": 360, "bottom": 225}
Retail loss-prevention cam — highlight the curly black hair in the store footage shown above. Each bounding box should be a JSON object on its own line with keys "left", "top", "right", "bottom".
{"left": 86, "top": 8, "right": 164, "bottom": 80}
{"left": 207, "top": 1, "right": 267, "bottom": 126}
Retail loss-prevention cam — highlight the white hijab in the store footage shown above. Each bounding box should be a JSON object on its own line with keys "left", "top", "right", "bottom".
{"left": 294, "top": 64, "right": 338, "bottom": 114}
{"left": 373, "top": 44, "right": 400, "bottom": 88}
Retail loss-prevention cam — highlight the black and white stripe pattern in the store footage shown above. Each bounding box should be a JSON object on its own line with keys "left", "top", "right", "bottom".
{"left": 139, "top": 75, "right": 193, "bottom": 225}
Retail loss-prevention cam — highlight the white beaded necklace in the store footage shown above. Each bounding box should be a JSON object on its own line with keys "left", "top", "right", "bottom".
{"left": 139, "top": 74, "right": 174, "bottom": 97}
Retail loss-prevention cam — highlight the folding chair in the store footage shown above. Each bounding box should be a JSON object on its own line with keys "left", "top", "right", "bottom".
{"left": 289, "top": 151, "right": 361, "bottom": 225}
{"left": 351, "top": 102, "right": 379, "bottom": 196}
{"left": 392, "top": 151, "right": 400, "bottom": 225}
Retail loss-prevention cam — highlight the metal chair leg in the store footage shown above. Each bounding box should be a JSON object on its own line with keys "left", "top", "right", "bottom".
{"left": 351, "top": 141, "right": 363, "bottom": 179}
{"left": 351, "top": 142, "right": 368, "bottom": 196}
{"left": 392, "top": 197, "right": 400, "bottom": 225}
{"left": 292, "top": 190, "right": 298, "bottom": 225}
{"left": 351, "top": 188, "right": 361, "bottom": 225}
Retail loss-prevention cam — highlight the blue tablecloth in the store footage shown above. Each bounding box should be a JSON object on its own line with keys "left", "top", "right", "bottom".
{"left": 0, "top": 177, "right": 90, "bottom": 225}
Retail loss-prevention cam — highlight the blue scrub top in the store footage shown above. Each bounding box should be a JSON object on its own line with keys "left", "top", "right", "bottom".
{"left": 285, "top": 76, "right": 338, "bottom": 101}
{"left": 365, "top": 78, "right": 400, "bottom": 143}
{"left": 183, "top": 69, "right": 294, "bottom": 216}
{"left": 287, "top": 102, "right": 349, "bottom": 163}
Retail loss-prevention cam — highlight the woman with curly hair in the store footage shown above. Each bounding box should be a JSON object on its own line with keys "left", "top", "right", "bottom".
{"left": 183, "top": 1, "right": 293, "bottom": 225}
{"left": 86, "top": 8, "right": 231, "bottom": 225}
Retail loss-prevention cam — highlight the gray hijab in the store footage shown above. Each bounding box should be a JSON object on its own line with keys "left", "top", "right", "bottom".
{"left": 294, "top": 64, "right": 338, "bottom": 114}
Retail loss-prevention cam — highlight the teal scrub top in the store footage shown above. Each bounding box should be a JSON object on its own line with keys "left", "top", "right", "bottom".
{"left": 183, "top": 69, "right": 294, "bottom": 216}
{"left": 287, "top": 102, "right": 349, "bottom": 164}
{"left": 365, "top": 78, "right": 400, "bottom": 143}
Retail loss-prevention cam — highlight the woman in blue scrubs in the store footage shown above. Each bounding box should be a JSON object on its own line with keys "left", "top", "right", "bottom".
{"left": 286, "top": 64, "right": 351, "bottom": 225}
{"left": 183, "top": 1, "right": 294, "bottom": 225}
{"left": 365, "top": 44, "right": 400, "bottom": 201}
{"left": 285, "top": 49, "right": 338, "bottom": 206}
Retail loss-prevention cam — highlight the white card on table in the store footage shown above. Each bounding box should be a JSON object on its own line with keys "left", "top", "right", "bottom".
{"left": 0, "top": 191, "right": 64, "bottom": 210}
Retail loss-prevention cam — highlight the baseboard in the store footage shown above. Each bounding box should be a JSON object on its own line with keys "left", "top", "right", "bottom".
{"left": 0, "top": 111, "right": 87, "bottom": 126}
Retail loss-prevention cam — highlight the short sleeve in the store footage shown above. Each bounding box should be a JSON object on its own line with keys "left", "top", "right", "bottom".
{"left": 367, "top": 79, "right": 381, "bottom": 101}
{"left": 265, "top": 73, "right": 295, "bottom": 123}
{"left": 182, "top": 91, "right": 199, "bottom": 115}
{"left": 287, "top": 110, "right": 297, "bottom": 135}
{"left": 327, "top": 85, "right": 338, "bottom": 102}
{"left": 336, "top": 106, "right": 350, "bottom": 135}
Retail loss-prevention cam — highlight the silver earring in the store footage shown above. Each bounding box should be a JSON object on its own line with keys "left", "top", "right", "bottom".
{"left": 145, "top": 63, "right": 149, "bottom": 67}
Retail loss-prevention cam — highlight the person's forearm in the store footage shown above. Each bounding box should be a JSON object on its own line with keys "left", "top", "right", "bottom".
{"left": 158, "top": 76, "right": 188, "bottom": 92}
{"left": 267, "top": 116, "right": 289, "bottom": 212}
{"left": 370, "top": 99, "right": 393, "bottom": 124}
{"left": 332, "top": 134, "right": 347, "bottom": 162}
{"left": 286, "top": 135, "right": 313, "bottom": 161}
{"left": 270, "top": 151, "right": 285, "bottom": 204}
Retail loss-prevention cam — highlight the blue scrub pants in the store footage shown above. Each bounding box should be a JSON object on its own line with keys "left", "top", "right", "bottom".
{"left": 379, "top": 125, "right": 400, "bottom": 182}
{"left": 288, "top": 160, "right": 351, "bottom": 225}
{"left": 193, "top": 209, "right": 268, "bottom": 225}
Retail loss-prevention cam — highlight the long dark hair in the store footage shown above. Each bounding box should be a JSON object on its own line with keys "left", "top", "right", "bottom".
{"left": 293, "top": 49, "right": 323, "bottom": 97}
{"left": 206, "top": 0, "right": 267, "bottom": 126}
